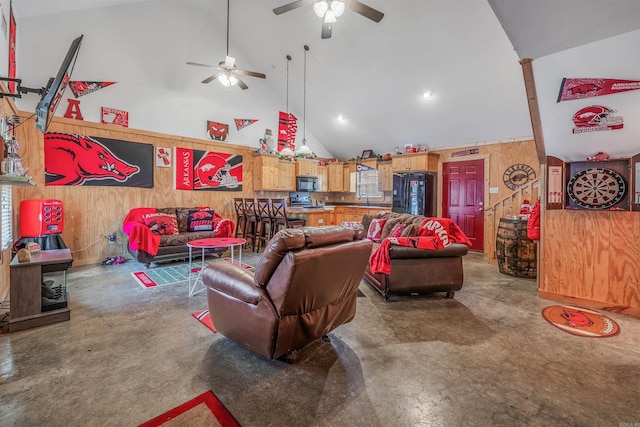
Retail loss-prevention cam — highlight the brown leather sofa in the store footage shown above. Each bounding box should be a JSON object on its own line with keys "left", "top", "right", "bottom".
{"left": 202, "top": 226, "right": 372, "bottom": 360}
{"left": 123, "top": 207, "right": 235, "bottom": 267}
{"left": 362, "top": 212, "right": 469, "bottom": 300}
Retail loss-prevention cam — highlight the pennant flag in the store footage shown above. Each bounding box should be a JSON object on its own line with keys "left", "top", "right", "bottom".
{"left": 234, "top": 118, "right": 258, "bottom": 131}
{"left": 557, "top": 78, "right": 640, "bottom": 102}
{"left": 277, "top": 111, "right": 297, "bottom": 152}
{"left": 69, "top": 81, "right": 116, "bottom": 98}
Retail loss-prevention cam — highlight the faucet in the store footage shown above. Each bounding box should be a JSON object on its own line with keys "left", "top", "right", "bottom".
{"left": 359, "top": 193, "right": 370, "bottom": 206}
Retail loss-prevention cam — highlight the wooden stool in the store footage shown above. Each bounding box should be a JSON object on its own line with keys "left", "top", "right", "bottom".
{"left": 243, "top": 198, "right": 259, "bottom": 251}
{"left": 255, "top": 198, "right": 274, "bottom": 252}
{"left": 271, "top": 198, "right": 306, "bottom": 233}
{"left": 233, "top": 198, "right": 247, "bottom": 239}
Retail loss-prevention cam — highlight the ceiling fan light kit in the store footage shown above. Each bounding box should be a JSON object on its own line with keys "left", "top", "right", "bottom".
{"left": 186, "top": 0, "right": 266, "bottom": 90}
{"left": 274, "top": 0, "right": 383, "bottom": 39}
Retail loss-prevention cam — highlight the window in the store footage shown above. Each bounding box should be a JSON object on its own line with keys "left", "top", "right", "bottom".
{"left": 1, "top": 185, "right": 12, "bottom": 251}
{"left": 356, "top": 169, "right": 383, "bottom": 200}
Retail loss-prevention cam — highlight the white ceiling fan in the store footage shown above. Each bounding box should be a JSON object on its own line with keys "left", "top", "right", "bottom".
{"left": 186, "top": 0, "right": 266, "bottom": 89}
{"left": 273, "top": 0, "right": 384, "bottom": 39}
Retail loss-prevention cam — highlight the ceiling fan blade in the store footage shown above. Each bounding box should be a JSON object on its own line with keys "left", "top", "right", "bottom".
{"left": 224, "top": 55, "right": 236, "bottom": 68}
{"left": 346, "top": 0, "right": 384, "bottom": 22}
{"left": 187, "top": 62, "right": 217, "bottom": 68}
{"left": 321, "top": 19, "right": 333, "bottom": 39}
{"left": 236, "top": 78, "right": 249, "bottom": 90}
{"left": 235, "top": 69, "right": 266, "bottom": 79}
{"left": 201, "top": 74, "right": 218, "bottom": 84}
{"left": 273, "top": 0, "right": 314, "bottom": 15}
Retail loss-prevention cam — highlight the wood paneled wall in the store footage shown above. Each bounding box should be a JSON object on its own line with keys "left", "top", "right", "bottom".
{"left": 0, "top": 93, "right": 19, "bottom": 301}
{"left": 540, "top": 210, "right": 640, "bottom": 316}
{"left": 12, "top": 113, "right": 258, "bottom": 268}
{"left": 432, "top": 139, "right": 539, "bottom": 261}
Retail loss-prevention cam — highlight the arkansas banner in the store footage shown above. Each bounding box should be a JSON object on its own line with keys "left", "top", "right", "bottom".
{"left": 557, "top": 78, "right": 640, "bottom": 102}
{"left": 277, "top": 111, "right": 297, "bottom": 152}
{"left": 44, "top": 132, "right": 153, "bottom": 187}
{"left": 174, "top": 147, "right": 242, "bottom": 191}
{"left": 69, "top": 81, "right": 116, "bottom": 98}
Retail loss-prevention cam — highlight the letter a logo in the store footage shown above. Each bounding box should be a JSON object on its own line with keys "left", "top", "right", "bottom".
{"left": 63, "top": 98, "right": 84, "bottom": 120}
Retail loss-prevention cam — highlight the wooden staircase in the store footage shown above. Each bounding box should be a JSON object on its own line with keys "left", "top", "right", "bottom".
{"left": 484, "top": 178, "right": 540, "bottom": 264}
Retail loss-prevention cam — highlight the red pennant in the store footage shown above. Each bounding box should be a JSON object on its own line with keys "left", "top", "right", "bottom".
{"left": 558, "top": 78, "right": 640, "bottom": 102}
{"left": 69, "top": 81, "right": 116, "bottom": 98}
{"left": 234, "top": 118, "right": 258, "bottom": 131}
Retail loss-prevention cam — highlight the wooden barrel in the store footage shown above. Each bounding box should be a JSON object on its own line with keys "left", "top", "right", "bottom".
{"left": 496, "top": 217, "right": 537, "bottom": 278}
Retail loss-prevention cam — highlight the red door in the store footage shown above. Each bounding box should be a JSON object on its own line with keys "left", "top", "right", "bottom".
{"left": 443, "top": 159, "right": 484, "bottom": 251}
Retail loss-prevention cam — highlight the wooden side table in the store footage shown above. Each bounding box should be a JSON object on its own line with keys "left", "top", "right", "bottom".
{"left": 9, "top": 249, "right": 73, "bottom": 332}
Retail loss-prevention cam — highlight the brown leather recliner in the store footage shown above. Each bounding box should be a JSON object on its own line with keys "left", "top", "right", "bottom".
{"left": 202, "top": 226, "right": 373, "bottom": 360}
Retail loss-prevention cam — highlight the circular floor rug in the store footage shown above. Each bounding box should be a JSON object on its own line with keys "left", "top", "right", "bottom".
{"left": 541, "top": 305, "right": 620, "bottom": 338}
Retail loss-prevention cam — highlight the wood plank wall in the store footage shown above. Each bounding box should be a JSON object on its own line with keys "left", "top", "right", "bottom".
{"left": 432, "top": 139, "right": 539, "bottom": 262}
{"left": 540, "top": 210, "right": 640, "bottom": 316}
{"left": 0, "top": 94, "right": 19, "bottom": 301}
{"left": 11, "top": 112, "right": 258, "bottom": 269}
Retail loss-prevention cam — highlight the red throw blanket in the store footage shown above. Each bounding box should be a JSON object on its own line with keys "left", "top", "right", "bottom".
{"left": 122, "top": 207, "right": 161, "bottom": 255}
{"left": 369, "top": 218, "right": 471, "bottom": 275}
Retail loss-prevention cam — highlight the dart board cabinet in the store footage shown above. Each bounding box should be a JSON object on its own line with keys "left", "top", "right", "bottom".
{"left": 546, "top": 155, "right": 640, "bottom": 212}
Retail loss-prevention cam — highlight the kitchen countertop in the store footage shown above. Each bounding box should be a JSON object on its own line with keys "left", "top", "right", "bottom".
{"left": 287, "top": 205, "right": 390, "bottom": 213}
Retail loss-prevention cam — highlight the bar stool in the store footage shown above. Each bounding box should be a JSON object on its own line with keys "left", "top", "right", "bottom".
{"left": 271, "top": 198, "right": 306, "bottom": 233}
{"left": 255, "top": 198, "right": 274, "bottom": 252}
{"left": 243, "top": 198, "right": 259, "bottom": 250}
{"left": 233, "top": 198, "right": 247, "bottom": 239}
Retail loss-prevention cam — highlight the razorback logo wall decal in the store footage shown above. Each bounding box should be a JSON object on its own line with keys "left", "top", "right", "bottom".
{"left": 44, "top": 132, "right": 153, "bottom": 187}
{"left": 558, "top": 78, "right": 640, "bottom": 102}
{"left": 63, "top": 99, "right": 84, "bottom": 120}
{"left": 207, "top": 121, "right": 229, "bottom": 141}
{"left": 572, "top": 105, "right": 623, "bottom": 134}
{"left": 174, "top": 147, "right": 242, "bottom": 191}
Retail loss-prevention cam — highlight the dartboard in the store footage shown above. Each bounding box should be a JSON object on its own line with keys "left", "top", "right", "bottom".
{"left": 567, "top": 167, "right": 627, "bottom": 209}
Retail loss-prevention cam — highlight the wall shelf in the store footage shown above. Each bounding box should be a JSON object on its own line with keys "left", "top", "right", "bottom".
{"left": 0, "top": 175, "right": 35, "bottom": 186}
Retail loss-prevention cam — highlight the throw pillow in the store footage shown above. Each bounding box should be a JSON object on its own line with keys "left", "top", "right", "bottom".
{"left": 142, "top": 213, "right": 179, "bottom": 235}
{"left": 367, "top": 218, "right": 387, "bottom": 242}
{"left": 388, "top": 223, "right": 406, "bottom": 238}
{"left": 187, "top": 208, "right": 215, "bottom": 232}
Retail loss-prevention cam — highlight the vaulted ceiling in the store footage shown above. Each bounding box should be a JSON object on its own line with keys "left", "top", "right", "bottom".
{"left": 10, "top": 0, "right": 640, "bottom": 159}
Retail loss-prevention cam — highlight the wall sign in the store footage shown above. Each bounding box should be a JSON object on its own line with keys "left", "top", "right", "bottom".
{"left": 503, "top": 164, "right": 536, "bottom": 190}
{"left": 572, "top": 105, "right": 623, "bottom": 134}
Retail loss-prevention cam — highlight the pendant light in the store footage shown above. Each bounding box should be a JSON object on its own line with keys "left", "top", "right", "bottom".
{"left": 280, "top": 54, "right": 295, "bottom": 157}
{"left": 296, "top": 45, "right": 312, "bottom": 157}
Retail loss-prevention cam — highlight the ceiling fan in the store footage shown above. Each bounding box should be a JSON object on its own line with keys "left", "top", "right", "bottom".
{"left": 273, "top": 0, "right": 384, "bottom": 39}
{"left": 187, "top": 0, "right": 266, "bottom": 89}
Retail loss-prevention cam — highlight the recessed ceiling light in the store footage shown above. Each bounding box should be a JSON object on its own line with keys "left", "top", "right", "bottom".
{"left": 423, "top": 91, "right": 433, "bottom": 99}
{"left": 337, "top": 115, "right": 346, "bottom": 122}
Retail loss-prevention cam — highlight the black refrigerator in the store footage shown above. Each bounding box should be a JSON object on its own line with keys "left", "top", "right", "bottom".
{"left": 392, "top": 172, "right": 437, "bottom": 217}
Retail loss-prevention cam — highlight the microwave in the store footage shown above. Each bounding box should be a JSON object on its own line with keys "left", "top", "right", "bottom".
{"left": 296, "top": 175, "right": 319, "bottom": 192}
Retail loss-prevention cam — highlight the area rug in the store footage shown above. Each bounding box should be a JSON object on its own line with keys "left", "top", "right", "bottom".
{"left": 192, "top": 310, "right": 216, "bottom": 333}
{"left": 542, "top": 305, "right": 620, "bottom": 338}
{"left": 138, "top": 390, "right": 240, "bottom": 427}
{"left": 132, "top": 258, "right": 254, "bottom": 289}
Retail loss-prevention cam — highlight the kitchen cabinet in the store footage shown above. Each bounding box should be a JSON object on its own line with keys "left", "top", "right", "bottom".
{"left": 377, "top": 161, "right": 393, "bottom": 191}
{"left": 344, "top": 163, "right": 356, "bottom": 193}
{"left": 295, "top": 159, "right": 318, "bottom": 177}
{"left": 333, "top": 206, "right": 389, "bottom": 225}
{"left": 391, "top": 152, "right": 439, "bottom": 172}
{"left": 317, "top": 166, "right": 328, "bottom": 192}
{"left": 328, "top": 163, "right": 344, "bottom": 192}
{"left": 253, "top": 154, "right": 295, "bottom": 191}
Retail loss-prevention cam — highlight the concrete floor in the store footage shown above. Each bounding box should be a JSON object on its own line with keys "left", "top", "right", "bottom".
{"left": 1, "top": 251, "right": 639, "bottom": 427}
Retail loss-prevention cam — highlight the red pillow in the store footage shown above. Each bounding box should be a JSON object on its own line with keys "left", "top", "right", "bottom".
{"left": 142, "top": 213, "right": 179, "bottom": 235}
{"left": 388, "top": 223, "right": 406, "bottom": 238}
{"left": 367, "top": 218, "right": 387, "bottom": 242}
{"left": 187, "top": 209, "right": 214, "bottom": 232}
